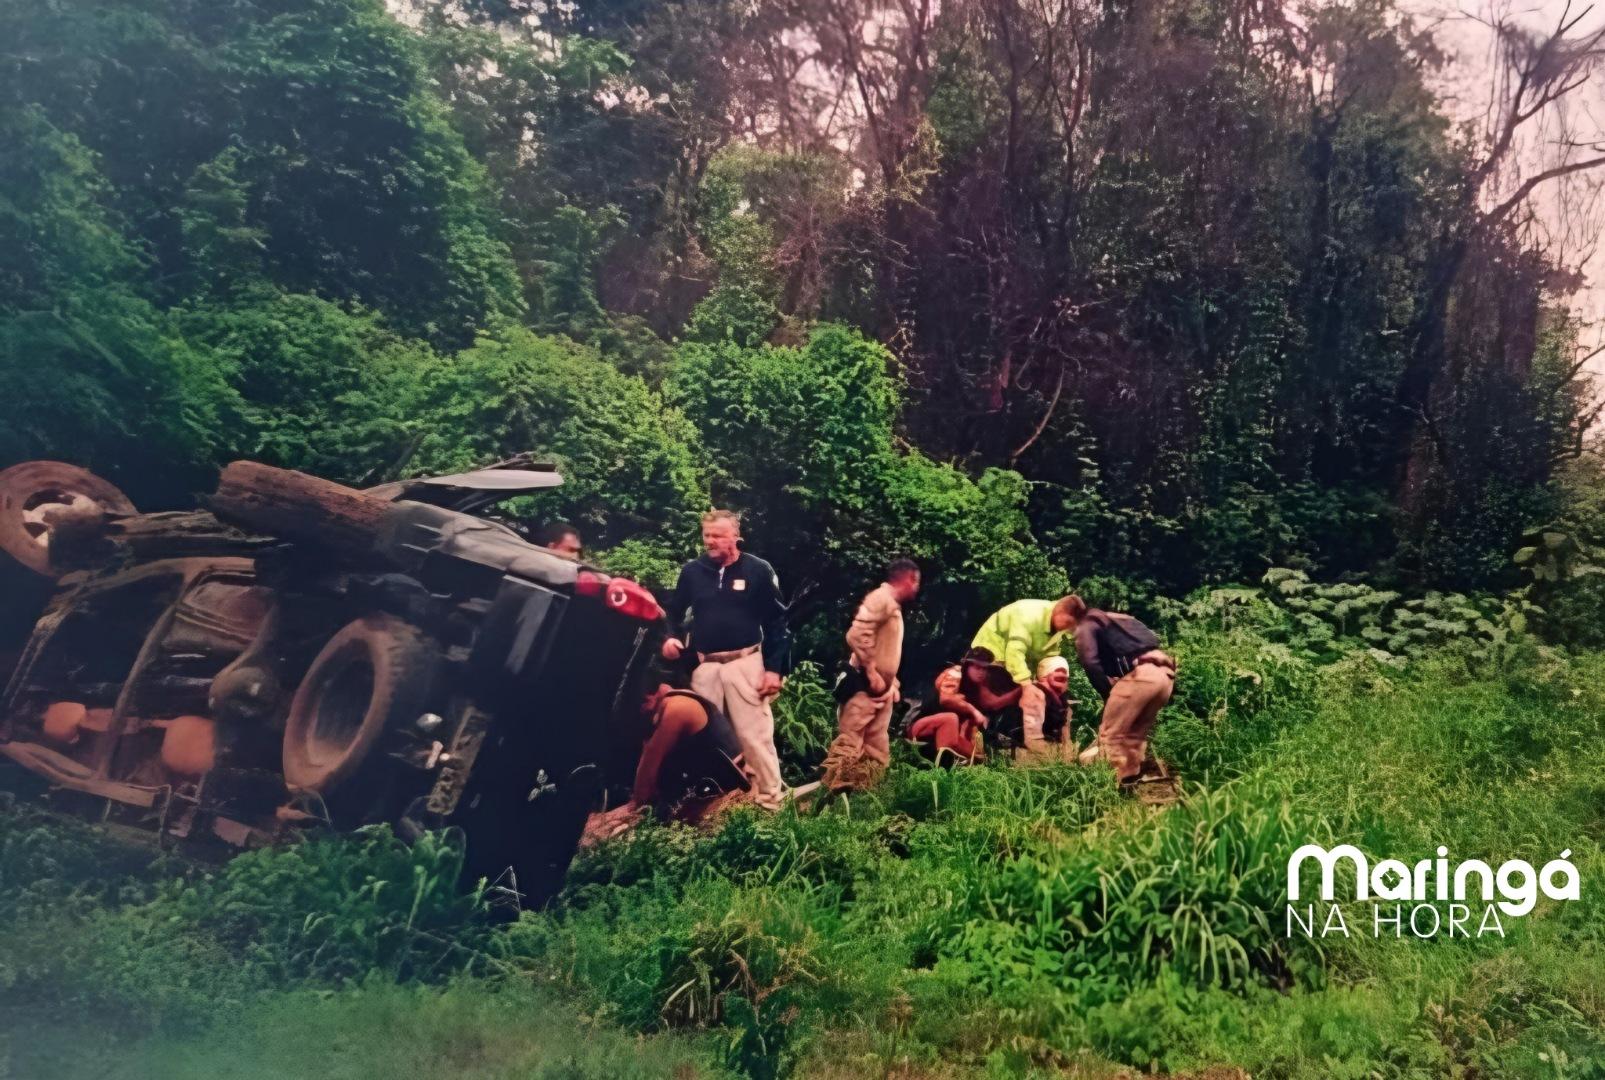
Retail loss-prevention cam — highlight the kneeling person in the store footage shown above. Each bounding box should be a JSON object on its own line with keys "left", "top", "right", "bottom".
{"left": 970, "top": 596, "right": 1080, "bottom": 759}
{"left": 908, "top": 647, "right": 1020, "bottom": 763}
{"left": 583, "top": 684, "right": 751, "bottom": 843}
{"left": 1034, "top": 656, "right": 1075, "bottom": 760}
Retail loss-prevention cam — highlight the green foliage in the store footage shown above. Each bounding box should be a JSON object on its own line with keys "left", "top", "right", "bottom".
{"left": 177, "top": 291, "right": 438, "bottom": 483}
{"left": 0, "top": 108, "right": 236, "bottom": 504}
{"left": 520, "top": 636, "right": 1605, "bottom": 1076}
{"left": 0, "top": 820, "right": 496, "bottom": 1041}
{"left": 2, "top": 0, "right": 524, "bottom": 348}
{"left": 138, "top": 827, "right": 492, "bottom": 986}
{"left": 668, "top": 324, "right": 898, "bottom": 518}
{"left": 116, "top": 983, "right": 735, "bottom": 1080}
{"left": 405, "top": 327, "right": 708, "bottom": 551}
{"left": 527, "top": 205, "right": 624, "bottom": 339}
{"left": 681, "top": 146, "right": 853, "bottom": 349}
{"left": 769, "top": 660, "right": 837, "bottom": 783}
{"left": 1152, "top": 629, "right": 1320, "bottom": 780}
{"left": 5, "top": 642, "right": 1605, "bottom": 1077}
{"left": 668, "top": 323, "right": 1063, "bottom": 665}
{"left": 1181, "top": 568, "right": 1517, "bottom": 667}
{"left": 946, "top": 783, "right": 1326, "bottom": 1006}
{"left": 177, "top": 149, "right": 268, "bottom": 298}
{"left": 1512, "top": 460, "right": 1605, "bottom": 649}
{"left": 685, "top": 285, "right": 782, "bottom": 349}
{"left": 0, "top": 796, "right": 175, "bottom": 924}
{"left": 506, "top": 875, "right": 827, "bottom": 1079}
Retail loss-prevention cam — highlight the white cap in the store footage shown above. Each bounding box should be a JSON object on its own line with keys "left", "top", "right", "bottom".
{"left": 1036, "top": 655, "right": 1071, "bottom": 680}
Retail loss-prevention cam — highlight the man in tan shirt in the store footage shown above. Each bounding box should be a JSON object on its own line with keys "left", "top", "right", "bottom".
{"left": 820, "top": 559, "right": 921, "bottom": 792}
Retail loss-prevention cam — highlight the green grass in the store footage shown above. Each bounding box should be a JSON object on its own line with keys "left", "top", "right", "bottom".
{"left": 3, "top": 628, "right": 1603, "bottom": 1078}
{"left": 7, "top": 981, "right": 735, "bottom": 1080}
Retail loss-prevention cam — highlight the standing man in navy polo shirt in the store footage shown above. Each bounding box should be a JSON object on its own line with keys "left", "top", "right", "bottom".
{"left": 661, "top": 509, "right": 791, "bottom": 809}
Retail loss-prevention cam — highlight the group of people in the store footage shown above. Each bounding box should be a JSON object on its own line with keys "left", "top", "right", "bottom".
{"left": 821, "top": 581, "right": 1176, "bottom": 794}
{"left": 575, "top": 508, "right": 1178, "bottom": 841}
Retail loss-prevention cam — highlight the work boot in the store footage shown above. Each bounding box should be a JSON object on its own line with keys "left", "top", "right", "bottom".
{"left": 823, "top": 755, "right": 884, "bottom": 793}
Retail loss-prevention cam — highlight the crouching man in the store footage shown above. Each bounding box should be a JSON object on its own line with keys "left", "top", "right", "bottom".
{"left": 1034, "top": 656, "right": 1075, "bottom": 761}
{"left": 821, "top": 559, "right": 921, "bottom": 792}
{"left": 581, "top": 683, "right": 752, "bottom": 844}
{"left": 1064, "top": 596, "right": 1177, "bottom": 789}
{"left": 969, "top": 596, "right": 1080, "bottom": 761}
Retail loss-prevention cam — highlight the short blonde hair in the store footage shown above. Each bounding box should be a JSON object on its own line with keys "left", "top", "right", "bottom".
{"left": 701, "top": 509, "right": 741, "bottom": 530}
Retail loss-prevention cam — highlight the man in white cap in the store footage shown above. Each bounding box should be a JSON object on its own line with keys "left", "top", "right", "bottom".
{"left": 1034, "top": 655, "right": 1076, "bottom": 762}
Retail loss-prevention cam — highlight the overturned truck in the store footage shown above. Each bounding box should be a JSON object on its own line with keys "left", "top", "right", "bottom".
{"left": 0, "top": 458, "right": 661, "bottom": 906}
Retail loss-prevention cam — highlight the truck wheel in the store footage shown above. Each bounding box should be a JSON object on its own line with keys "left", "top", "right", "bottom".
{"left": 283, "top": 615, "right": 438, "bottom": 795}
{"left": 0, "top": 462, "right": 136, "bottom": 577}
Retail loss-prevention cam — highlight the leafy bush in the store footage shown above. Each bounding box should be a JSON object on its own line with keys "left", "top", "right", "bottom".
{"left": 1184, "top": 568, "right": 1517, "bottom": 666}
{"left": 0, "top": 795, "right": 175, "bottom": 922}
{"left": 770, "top": 661, "right": 837, "bottom": 783}
{"left": 667, "top": 323, "right": 1064, "bottom": 668}
{"left": 0, "top": 108, "right": 236, "bottom": 504}
{"left": 1512, "top": 520, "right": 1605, "bottom": 650}
{"left": 403, "top": 327, "right": 708, "bottom": 553}
{"left": 1154, "top": 627, "right": 1321, "bottom": 779}
{"left": 177, "top": 291, "right": 439, "bottom": 483}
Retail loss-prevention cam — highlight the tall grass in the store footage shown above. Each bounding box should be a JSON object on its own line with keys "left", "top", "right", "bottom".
{"left": 3, "top": 627, "right": 1603, "bottom": 1078}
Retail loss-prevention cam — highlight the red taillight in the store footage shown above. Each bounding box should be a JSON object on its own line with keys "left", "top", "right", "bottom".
{"left": 575, "top": 571, "right": 663, "bottom": 622}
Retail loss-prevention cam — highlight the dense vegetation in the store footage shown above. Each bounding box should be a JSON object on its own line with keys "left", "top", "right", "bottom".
{"left": 5, "top": 0, "right": 1603, "bottom": 641}
{"left": 4, "top": 610, "right": 1603, "bottom": 1078}
{"left": 3, "top": 0, "right": 1603, "bottom": 1075}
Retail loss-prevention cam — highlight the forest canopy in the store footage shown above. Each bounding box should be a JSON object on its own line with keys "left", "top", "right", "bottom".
{"left": 2, "top": 0, "right": 1601, "bottom": 653}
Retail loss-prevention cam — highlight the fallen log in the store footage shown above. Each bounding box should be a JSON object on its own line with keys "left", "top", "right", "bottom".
{"left": 210, "top": 462, "right": 390, "bottom": 554}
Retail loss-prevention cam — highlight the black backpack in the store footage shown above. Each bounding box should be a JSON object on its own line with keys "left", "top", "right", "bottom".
{"left": 1092, "top": 612, "right": 1160, "bottom": 674}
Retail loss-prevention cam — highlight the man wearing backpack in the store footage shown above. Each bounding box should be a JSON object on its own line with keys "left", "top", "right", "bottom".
{"left": 1063, "top": 596, "right": 1176, "bottom": 788}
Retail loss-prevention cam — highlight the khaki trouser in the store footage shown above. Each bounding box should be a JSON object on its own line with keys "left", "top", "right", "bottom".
{"left": 825, "top": 687, "right": 896, "bottom": 782}
{"left": 691, "top": 650, "right": 783, "bottom": 809}
{"left": 1017, "top": 682, "right": 1076, "bottom": 763}
{"left": 1096, "top": 663, "right": 1175, "bottom": 782}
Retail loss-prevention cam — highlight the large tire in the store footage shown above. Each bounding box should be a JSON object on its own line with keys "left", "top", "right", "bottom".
{"left": 283, "top": 615, "right": 438, "bottom": 795}
{"left": 0, "top": 462, "right": 136, "bottom": 577}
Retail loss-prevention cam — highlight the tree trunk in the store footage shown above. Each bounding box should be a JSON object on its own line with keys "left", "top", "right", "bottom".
{"left": 210, "top": 462, "right": 390, "bottom": 553}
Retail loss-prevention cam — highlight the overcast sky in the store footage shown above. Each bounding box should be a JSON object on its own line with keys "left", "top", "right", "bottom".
{"left": 1406, "top": 0, "right": 1605, "bottom": 329}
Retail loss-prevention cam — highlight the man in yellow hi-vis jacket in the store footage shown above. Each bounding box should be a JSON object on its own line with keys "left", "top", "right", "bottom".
{"left": 970, "top": 596, "right": 1080, "bottom": 758}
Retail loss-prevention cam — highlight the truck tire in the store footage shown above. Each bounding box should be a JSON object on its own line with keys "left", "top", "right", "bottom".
{"left": 283, "top": 615, "right": 438, "bottom": 795}
{"left": 0, "top": 462, "right": 136, "bottom": 577}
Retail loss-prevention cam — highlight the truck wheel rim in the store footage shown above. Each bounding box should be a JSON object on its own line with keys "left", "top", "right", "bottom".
{"left": 19, "top": 490, "right": 101, "bottom": 555}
